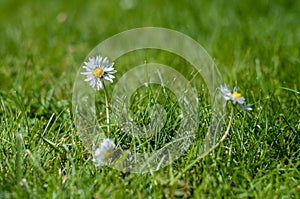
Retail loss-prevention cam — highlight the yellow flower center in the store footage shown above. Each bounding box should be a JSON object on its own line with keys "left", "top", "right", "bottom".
{"left": 93, "top": 67, "right": 105, "bottom": 78}
{"left": 231, "top": 92, "right": 242, "bottom": 99}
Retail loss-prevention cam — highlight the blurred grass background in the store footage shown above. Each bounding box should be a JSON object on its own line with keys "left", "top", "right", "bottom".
{"left": 0, "top": 0, "right": 299, "bottom": 198}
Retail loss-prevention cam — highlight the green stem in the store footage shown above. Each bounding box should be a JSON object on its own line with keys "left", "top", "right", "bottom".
{"left": 103, "top": 82, "right": 110, "bottom": 136}
{"left": 210, "top": 105, "right": 234, "bottom": 150}
{"left": 173, "top": 106, "right": 234, "bottom": 182}
{"left": 16, "top": 132, "right": 23, "bottom": 184}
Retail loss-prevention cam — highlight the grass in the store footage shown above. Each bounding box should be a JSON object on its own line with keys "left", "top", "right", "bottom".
{"left": 1, "top": 0, "right": 300, "bottom": 198}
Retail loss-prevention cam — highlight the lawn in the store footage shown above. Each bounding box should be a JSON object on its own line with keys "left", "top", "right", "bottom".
{"left": 0, "top": 0, "right": 300, "bottom": 198}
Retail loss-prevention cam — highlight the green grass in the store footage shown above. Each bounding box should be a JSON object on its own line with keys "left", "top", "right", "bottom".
{"left": 1, "top": 0, "right": 300, "bottom": 198}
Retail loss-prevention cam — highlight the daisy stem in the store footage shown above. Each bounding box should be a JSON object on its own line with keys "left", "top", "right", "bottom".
{"left": 173, "top": 106, "right": 234, "bottom": 182}
{"left": 103, "top": 82, "right": 110, "bottom": 136}
{"left": 213, "top": 105, "right": 234, "bottom": 147}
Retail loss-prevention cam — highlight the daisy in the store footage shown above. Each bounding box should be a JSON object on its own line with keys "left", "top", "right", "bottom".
{"left": 219, "top": 84, "right": 252, "bottom": 110}
{"left": 81, "top": 55, "right": 117, "bottom": 90}
{"left": 93, "top": 138, "right": 116, "bottom": 167}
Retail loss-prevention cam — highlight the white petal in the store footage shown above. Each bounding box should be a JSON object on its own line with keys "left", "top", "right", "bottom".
{"left": 241, "top": 104, "right": 252, "bottom": 111}
{"left": 105, "top": 67, "right": 117, "bottom": 73}
{"left": 106, "top": 74, "right": 115, "bottom": 79}
{"left": 81, "top": 71, "right": 92, "bottom": 75}
{"left": 104, "top": 76, "right": 113, "bottom": 83}
{"left": 102, "top": 57, "right": 109, "bottom": 65}
{"left": 96, "top": 56, "right": 103, "bottom": 64}
{"left": 103, "top": 62, "right": 114, "bottom": 69}
{"left": 237, "top": 96, "right": 245, "bottom": 105}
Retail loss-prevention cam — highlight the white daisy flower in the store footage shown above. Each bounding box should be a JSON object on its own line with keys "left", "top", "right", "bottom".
{"left": 81, "top": 55, "right": 117, "bottom": 90}
{"left": 219, "top": 84, "right": 252, "bottom": 110}
{"left": 93, "top": 138, "right": 115, "bottom": 167}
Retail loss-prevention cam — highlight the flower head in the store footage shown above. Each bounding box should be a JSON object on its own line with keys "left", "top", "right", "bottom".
{"left": 93, "top": 138, "right": 116, "bottom": 167}
{"left": 219, "top": 84, "right": 252, "bottom": 110}
{"left": 81, "top": 55, "right": 117, "bottom": 90}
